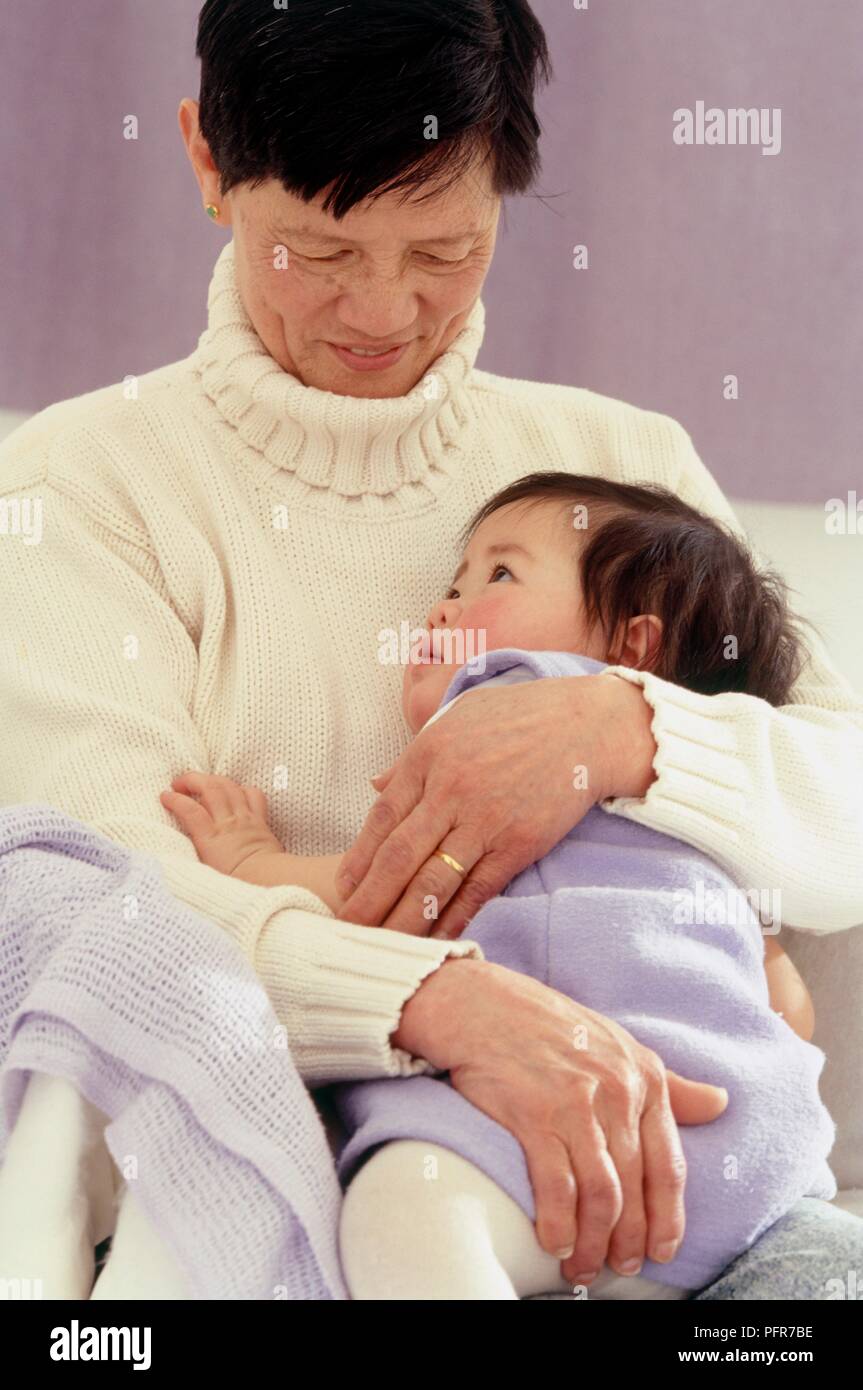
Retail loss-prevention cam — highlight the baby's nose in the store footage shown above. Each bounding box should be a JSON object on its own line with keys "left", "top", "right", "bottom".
{"left": 427, "top": 598, "right": 460, "bottom": 630}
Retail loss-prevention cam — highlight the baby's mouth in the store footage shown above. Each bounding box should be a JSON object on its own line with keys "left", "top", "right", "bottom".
{"left": 423, "top": 632, "right": 454, "bottom": 664}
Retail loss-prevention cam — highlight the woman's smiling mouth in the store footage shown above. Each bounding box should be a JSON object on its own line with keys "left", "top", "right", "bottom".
{"left": 328, "top": 342, "right": 410, "bottom": 371}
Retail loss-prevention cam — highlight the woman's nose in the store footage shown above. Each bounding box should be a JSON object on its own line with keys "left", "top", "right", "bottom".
{"left": 336, "top": 289, "right": 419, "bottom": 340}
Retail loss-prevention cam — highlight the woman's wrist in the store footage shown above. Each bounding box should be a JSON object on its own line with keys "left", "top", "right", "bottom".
{"left": 595, "top": 671, "right": 658, "bottom": 801}
{"left": 391, "top": 955, "right": 492, "bottom": 1071}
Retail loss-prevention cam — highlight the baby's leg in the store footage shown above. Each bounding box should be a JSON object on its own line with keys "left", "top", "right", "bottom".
{"left": 339, "top": 1140, "right": 690, "bottom": 1300}
{"left": 90, "top": 1184, "right": 190, "bottom": 1300}
{"left": 0, "top": 1071, "right": 117, "bottom": 1299}
{"left": 340, "top": 1140, "right": 531, "bottom": 1299}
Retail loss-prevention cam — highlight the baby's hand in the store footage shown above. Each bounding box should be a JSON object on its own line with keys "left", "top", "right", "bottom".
{"left": 161, "top": 772, "right": 285, "bottom": 879}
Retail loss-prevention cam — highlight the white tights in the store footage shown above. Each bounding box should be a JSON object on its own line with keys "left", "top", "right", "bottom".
{"left": 0, "top": 1071, "right": 189, "bottom": 1300}
{"left": 0, "top": 1074, "right": 691, "bottom": 1301}
{"left": 340, "top": 1140, "right": 691, "bottom": 1301}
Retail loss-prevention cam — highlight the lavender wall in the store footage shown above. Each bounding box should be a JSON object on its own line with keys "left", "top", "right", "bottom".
{"left": 1, "top": 0, "right": 860, "bottom": 502}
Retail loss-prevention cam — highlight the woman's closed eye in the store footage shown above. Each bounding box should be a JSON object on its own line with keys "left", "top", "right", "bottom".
{"left": 295, "top": 250, "right": 468, "bottom": 266}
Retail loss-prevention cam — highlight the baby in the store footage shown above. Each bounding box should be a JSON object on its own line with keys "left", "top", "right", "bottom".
{"left": 162, "top": 472, "right": 835, "bottom": 1300}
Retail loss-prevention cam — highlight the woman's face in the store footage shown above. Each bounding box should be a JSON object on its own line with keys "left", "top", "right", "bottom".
{"left": 180, "top": 100, "right": 501, "bottom": 398}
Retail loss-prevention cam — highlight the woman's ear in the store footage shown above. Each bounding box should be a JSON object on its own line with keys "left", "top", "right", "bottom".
{"left": 609, "top": 614, "right": 663, "bottom": 672}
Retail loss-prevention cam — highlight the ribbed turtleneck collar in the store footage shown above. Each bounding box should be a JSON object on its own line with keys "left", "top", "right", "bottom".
{"left": 193, "top": 239, "right": 486, "bottom": 499}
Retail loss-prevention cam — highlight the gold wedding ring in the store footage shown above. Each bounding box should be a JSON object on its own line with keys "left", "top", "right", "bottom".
{"left": 433, "top": 850, "right": 466, "bottom": 876}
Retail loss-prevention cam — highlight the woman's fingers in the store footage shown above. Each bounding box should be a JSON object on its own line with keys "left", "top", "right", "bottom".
{"left": 641, "top": 1067, "right": 727, "bottom": 1265}
{"left": 521, "top": 1134, "right": 578, "bottom": 1260}
{"left": 639, "top": 1086, "right": 688, "bottom": 1266}
{"left": 665, "top": 1070, "right": 729, "bottom": 1126}
{"left": 381, "top": 832, "right": 491, "bottom": 935}
{"left": 335, "top": 769, "right": 506, "bottom": 936}
{"left": 428, "top": 850, "right": 522, "bottom": 940}
{"left": 334, "top": 759, "right": 419, "bottom": 906}
{"left": 336, "top": 797, "right": 470, "bottom": 929}
{"left": 348, "top": 818, "right": 483, "bottom": 935}
{"left": 369, "top": 764, "right": 396, "bottom": 791}
{"left": 562, "top": 1117, "right": 624, "bottom": 1282}
{"left": 524, "top": 1115, "right": 625, "bottom": 1282}
{"left": 601, "top": 1115, "right": 649, "bottom": 1277}
{"left": 339, "top": 679, "right": 605, "bottom": 927}
{"left": 439, "top": 970, "right": 700, "bottom": 1290}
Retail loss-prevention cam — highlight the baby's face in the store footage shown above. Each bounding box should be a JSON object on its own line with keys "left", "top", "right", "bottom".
{"left": 402, "top": 500, "right": 607, "bottom": 733}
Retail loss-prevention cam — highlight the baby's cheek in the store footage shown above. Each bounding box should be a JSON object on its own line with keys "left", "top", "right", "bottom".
{"left": 456, "top": 595, "right": 514, "bottom": 652}
{"left": 403, "top": 665, "right": 451, "bottom": 735}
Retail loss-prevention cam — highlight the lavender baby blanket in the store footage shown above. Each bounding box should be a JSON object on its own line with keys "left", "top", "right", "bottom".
{"left": 0, "top": 804, "right": 348, "bottom": 1300}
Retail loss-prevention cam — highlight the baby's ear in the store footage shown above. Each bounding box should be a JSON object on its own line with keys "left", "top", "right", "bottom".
{"left": 613, "top": 614, "right": 663, "bottom": 671}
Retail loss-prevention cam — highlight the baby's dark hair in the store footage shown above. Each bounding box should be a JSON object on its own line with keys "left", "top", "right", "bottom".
{"left": 459, "top": 472, "right": 810, "bottom": 705}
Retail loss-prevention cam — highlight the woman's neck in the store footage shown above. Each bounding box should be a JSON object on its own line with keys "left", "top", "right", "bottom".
{"left": 193, "top": 239, "right": 487, "bottom": 501}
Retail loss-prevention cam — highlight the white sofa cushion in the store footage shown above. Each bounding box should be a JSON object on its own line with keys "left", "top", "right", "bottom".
{"left": 734, "top": 500, "right": 862, "bottom": 1193}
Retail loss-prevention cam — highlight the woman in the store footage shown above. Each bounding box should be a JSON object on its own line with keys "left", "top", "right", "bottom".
{"left": 0, "top": 0, "right": 861, "bottom": 1299}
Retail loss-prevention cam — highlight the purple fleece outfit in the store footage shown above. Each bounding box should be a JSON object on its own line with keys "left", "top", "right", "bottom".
{"left": 331, "top": 649, "right": 837, "bottom": 1291}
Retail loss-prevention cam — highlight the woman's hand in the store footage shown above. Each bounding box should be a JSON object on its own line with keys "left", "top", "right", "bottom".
{"left": 335, "top": 672, "right": 657, "bottom": 938}
{"left": 160, "top": 771, "right": 285, "bottom": 878}
{"left": 394, "top": 957, "right": 728, "bottom": 1285}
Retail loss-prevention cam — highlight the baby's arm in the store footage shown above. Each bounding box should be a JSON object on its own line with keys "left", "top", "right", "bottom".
{"left": 160, "top": 772, "right": 346, "bottom": 914}
{"left": 764, "top": 935, "right": 815, "bottom": 1041}
{"left": 230, "top": 846, "right": 345, "bottom": 915}
{"left": 164, "top": 775, "right": 814, "bottom": 1035}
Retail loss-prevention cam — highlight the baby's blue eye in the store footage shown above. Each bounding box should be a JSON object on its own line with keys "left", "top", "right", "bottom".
{"left": 490, "top": 564, "right": 513, "bottom": 583}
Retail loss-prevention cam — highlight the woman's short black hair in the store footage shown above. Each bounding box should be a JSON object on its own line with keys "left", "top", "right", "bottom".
{"left": 195, "top": 0, "right": 551, "bottom": 218}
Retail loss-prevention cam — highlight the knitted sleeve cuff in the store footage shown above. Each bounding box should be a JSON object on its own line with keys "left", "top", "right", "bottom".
{"left": 255, "top": 911, "right": 485, "bottom": 1087}
{"left": 160, "top": 855, "right": 485, "bottom": 1087}
{"left": 598, "top": 665, "right": 750, "bottom": 847}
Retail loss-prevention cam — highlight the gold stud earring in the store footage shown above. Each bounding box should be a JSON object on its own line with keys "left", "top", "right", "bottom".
{"left": 205, "top": 204, "right": 220, "bottom": 220}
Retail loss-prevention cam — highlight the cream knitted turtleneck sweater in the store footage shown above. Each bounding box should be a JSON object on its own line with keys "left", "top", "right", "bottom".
{"left": 2, "top": 241, "right": 861, "bottom": 1086}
